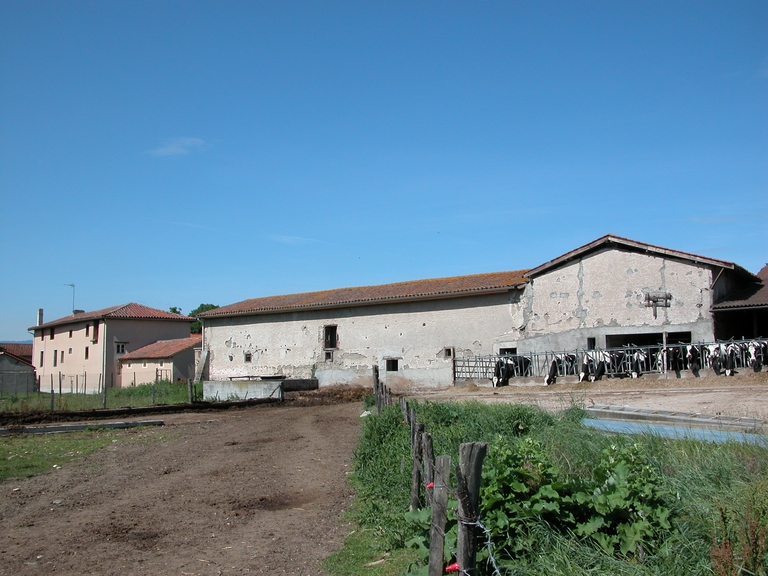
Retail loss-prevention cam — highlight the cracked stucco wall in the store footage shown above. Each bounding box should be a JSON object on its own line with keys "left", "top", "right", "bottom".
{"left": 204, "top": 290, "right": 525, "bottom": 389}
{"left": 507, "top": 248, "right": 716, "bottom": 352}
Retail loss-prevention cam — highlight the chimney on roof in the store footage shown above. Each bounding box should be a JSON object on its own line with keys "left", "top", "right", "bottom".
{"left": 37, "top": 308, "right": 43, "bottom": 326}
{"left": 73, "top": 310, "right": 85, "bottom": 315}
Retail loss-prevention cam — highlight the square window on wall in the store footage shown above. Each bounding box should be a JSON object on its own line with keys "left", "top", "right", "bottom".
{"left": 244, "top": 352, "right": 252, "bottom": 363}
{"left": 386, "top": 359, "right": 399, "bottom": 372}
{"left": 324, "top": 325, "right": 337, "bottom": 349}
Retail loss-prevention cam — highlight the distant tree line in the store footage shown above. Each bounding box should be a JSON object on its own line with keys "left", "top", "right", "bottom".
{"left": 170, "top": 304, "right": 219, "bottom": 334}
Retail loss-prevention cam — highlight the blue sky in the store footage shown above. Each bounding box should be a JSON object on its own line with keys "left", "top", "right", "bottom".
{"left": 1, "top": 1, "right": 766, "bottom": 341}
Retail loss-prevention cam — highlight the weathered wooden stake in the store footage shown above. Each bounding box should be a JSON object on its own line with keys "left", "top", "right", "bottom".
{"left": 422, "top": 432, "right": 435, "bottom": 508}
{"left": 399, "top": 396, "right": 409, "bottom": 422}
{"left": 187, "top": 378, "right": 193, "bottom": 404}
{"left": 456, "top": 442, "right": 488, "bottom": 575}
{"left": 410, "top": 423, "right": 425, "bottom": 511}
{"left": 372, "top": 365, "right": 381, "bottom": 414}
{"left": 428, "top": 455, "right": 451, "bottom": 576}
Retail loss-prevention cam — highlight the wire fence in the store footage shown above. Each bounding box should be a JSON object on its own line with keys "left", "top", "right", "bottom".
{"left": 454, "top": 337, "right": 768, "bottom": 384}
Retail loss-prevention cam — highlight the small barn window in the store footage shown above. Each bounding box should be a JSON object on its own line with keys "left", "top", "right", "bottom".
{"left": 325, "top": 350, "right": 333, "bottom": 361}
{"left": 587, "top": 338, "right": 596, "bottom": 350}
{"left": 324, "top": 325, "right": 338, "bottom": 349}
{"left": 499, "top": 348, "right": 517, "bottom": 356}
{"left": 386, "top": 359, "right": 399, "bottom": 372}
{"left": 244, "top": 352, "right": 252, "bottom": 363}
{"left": 443, "top": 347, "right": 453, "bottom": 358}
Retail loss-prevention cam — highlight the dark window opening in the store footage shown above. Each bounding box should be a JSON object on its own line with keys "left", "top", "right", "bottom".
{"left": 40, "top": 351, "right": 44, "bottom": 367}
{"left": 605, "top": 332, "right": 691, "bottom": 348}
{"left": 499, "top": 348, "right": 517, "bottom": 356}
{"left": 386, "top": 359, "right": 399, "bottom": 372}
{"left": 92, "top": 321, "right": 99, "bottom": 343}
{"left": 53, "top": 350, "right": 58, "bottom": 367}
{"left": 49, "top": 328, "right": 54, "bottom": 340}
{"left": 69, "top": 330, "right": 73, "bottom": 338}
{"left": 324, "top": 325, "right": 337, "bottom": 349}
{"left": 85, "top": 346, "right": 89, "bottom": 360}
{"left": 60, "top": 350, "right": 64, "bottom": 363}
{"left": 587, "top": 338, "right": 596, "bottom": 350}
{"left": 444, "top": 347, "right": 453, "bottom": 358}
{"left": 325, "top": 350, "right": 333, "bottom": 361}
{"left": 86, "top": 324, "right": 90, "bottom": 337}
{"left": 244, "top": 352, "right": 252, "bottom": 362}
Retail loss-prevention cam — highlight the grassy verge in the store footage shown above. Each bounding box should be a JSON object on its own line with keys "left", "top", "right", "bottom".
{"left": 0, "top": 380, "right": 195, "bottom": 413}
{"left": 326, "top": 401, "right": 768, "bottom": 576}
{"left": 0, "top": 429, "right": 119, "bottom": 481}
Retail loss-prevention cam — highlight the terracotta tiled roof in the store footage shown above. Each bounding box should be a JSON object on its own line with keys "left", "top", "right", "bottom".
{"left": 119, "top": 335, "right": 202, "bottom": 361}
{"left": 526, "top": 234, "right": 757, "bottom": 280}
{"left": 713, "top": 264, "right": 768, "bottom": 310}
{"left": 200, "top": 270, "right": 529, "bottom": 318}
{"left": 30, "top": 304, "right": 194, "bottom": 331}
{"left": 0, "top": 343, "right": 33, "bottom": 361}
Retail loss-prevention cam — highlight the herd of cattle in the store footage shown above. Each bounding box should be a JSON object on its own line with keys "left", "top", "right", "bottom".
{"left": 492, "top": 339, "right": 768, "bottom": 386}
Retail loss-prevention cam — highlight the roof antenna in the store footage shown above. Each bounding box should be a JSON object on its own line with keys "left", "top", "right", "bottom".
{"left": 64, "top": 283, "right": 75, "bottom": 314}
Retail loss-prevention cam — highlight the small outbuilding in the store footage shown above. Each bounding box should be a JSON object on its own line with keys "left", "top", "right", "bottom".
{"left": 0, "top": 349, "right": 36, "bottom": 395}
{"left": 118, "top": 335, "right": 201, "bottom": 386}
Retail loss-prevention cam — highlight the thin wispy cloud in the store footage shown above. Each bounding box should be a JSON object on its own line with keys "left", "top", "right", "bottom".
{"left": 148, "top": 137, "right": 204, "bottom": 156}
{"left": 269, "top": 235, "right": 321, "bottom": 245}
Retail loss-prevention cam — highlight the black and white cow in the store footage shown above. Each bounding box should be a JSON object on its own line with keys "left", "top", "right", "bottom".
{"left": 626, "top": 347, "right": 647, "bottom": 378}
{"left": 579, "top": 350, "right": 610, "bottom": 382}
{"left": 544, "top": 353, "right": 577, "bottom": 385}
{"left": 706, "top": 344, "right": 724, "bottom": 375}
{"left": 493, "top": 355, "right": 532, "bottom": 387}
{"left": 685, "top": 344, "right": 702, "bottom": 377}
{"left": 747, "top": 340, "right": 766, "bottom": 372}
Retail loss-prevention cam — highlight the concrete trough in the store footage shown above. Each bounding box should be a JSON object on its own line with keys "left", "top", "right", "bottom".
{"left": 203, "top": 380, "right": 283, "bottom": 402}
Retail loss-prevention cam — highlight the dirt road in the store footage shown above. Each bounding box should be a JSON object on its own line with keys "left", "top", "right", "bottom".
{"left": 0, "top": 400, "right": 363, "bottom": 576}
{"left": 2, "top": 374, "right": 767, "bottom": 576}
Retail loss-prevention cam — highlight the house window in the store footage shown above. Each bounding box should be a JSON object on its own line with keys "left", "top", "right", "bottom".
{"left": 142, "top": 361, "right": 147, "bottom": 368}
{"left": 69, "top": 330, "right": 73, "bottom": 338}
{"left": 116, "top": 343, "right": 126, "bottom": 354}
{"left": 68, "top": 348, "right": 72, "bottom": 354}
{"left": 443, "top": 347, "right": 453, "bottom": 358}
{"left": 127, "top": 362, "right": 131, "bottom": 368}
{"left": 60, "top": 350, "right": 64, "bottom": 363}
{"left": 587, "top": 338, "right": 596, "bottom": 350}
{"left": 244, "top": 352, "right": 252, "bottom": 363}
{"left": 325, "top": 350, "right": 333, "bottom": 361}
{"left": 92, "top": 321, "right": 99, "bottom": 343}
{"left": 84, "top": 346, "right": 89, "bottom": 360}
{"left": 159, "top": 360, "right": 164, "bottom": 367}
{"left": 386, "top": 359, "right": 399, "bottom": 372}
{"left": 49, "top": 327, "right": 55, "bottom": 340}
{"left": 53, "top": 350, "right": 58, "bottom": 367}
{"left": 86, "top": 324, "right": 90, "bottom": 337}
{"left": 324, "top": 325, "right": 338, "bottom": 349}
{"left": 40, "top": 351, "right": 44, "bottom": 367}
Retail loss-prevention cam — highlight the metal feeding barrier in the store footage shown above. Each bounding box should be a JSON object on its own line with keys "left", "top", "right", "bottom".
{"left": 453, "top": 337, "right": 768, "bottom": 383}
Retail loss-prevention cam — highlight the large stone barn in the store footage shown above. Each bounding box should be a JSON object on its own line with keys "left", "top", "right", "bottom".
{"left": 199, "top": 235, "right": 761, "bottom": 389}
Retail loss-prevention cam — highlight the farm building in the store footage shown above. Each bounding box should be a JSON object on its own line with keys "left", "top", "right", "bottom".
{"left": 30, "top": 304, "right": 194, "bottom": 392}
{"left": 0, "top": 349, "right": 36, "bottom": 395}
{"left": 198, "top": 235, "right": 762, "bottom": 389}
{"left": 118, "top": 335, "right": 201, "bottom": 386}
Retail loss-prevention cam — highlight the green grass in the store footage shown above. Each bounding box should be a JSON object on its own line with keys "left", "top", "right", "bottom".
{"left": 0, "top": 429, "right": 119, "bottom": 481}
{"left": 323, "top": 528, "right": 423, "bottom": 576}
{"left": 328, "top": 401, "right": 768, "bottom": 576}
{"left": 0, "top": 380, "right": 197, "bottom": 413}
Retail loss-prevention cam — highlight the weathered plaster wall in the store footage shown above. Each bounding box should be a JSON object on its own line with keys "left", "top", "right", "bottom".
{"left": 510, "top": 249, "right": 716, "bottom": 351}
{"left": 204, "top": 291, "right": 525, "bottom": 389}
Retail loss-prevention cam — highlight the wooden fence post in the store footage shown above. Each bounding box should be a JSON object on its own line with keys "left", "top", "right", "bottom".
{"left": 428, "top": 455, "right": 451, "bottom": 576}
{"left": 410, "top": 423, "right": 425, "bottom": 511}
{"left": 187, "top": 378, "right": 193, "bottom": 404}
{"left": 456, "top": 442, "right": 488, "bottom": 575}
{"left": 422, "top": 433, "right": 435, "bottom": 508}
{"left": 372, "top": 365, "right": 381, "bottom": 414}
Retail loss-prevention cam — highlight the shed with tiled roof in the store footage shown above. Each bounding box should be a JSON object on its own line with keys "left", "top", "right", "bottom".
{"left": 119, "top": 335, "right": 201, "bottom": 386}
